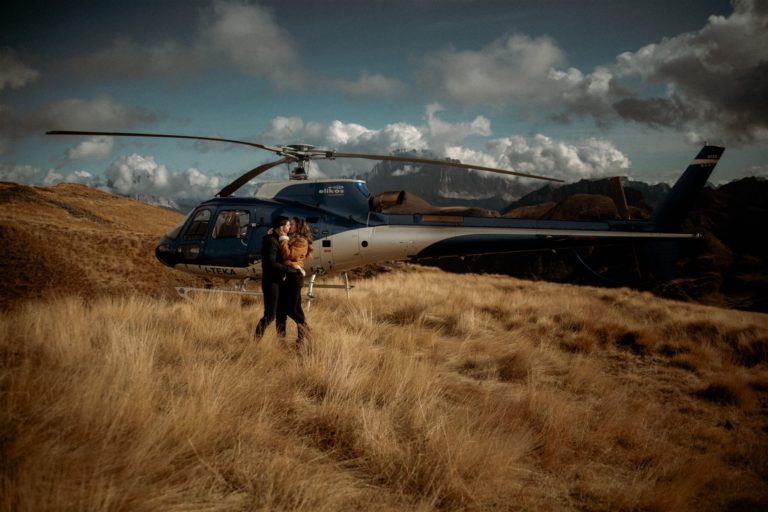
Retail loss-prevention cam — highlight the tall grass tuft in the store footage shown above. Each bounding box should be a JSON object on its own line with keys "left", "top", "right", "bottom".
{"left": 2, "top": 266, "right": 768, "bottom": 510}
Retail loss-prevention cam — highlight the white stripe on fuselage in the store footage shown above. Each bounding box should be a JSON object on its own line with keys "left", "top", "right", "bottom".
{"left": 309, "top": 225, "right": 698, "bottom": 274}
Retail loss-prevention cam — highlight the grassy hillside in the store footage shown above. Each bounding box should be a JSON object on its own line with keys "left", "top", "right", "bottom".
{"left": 0, "top": 182, "right": 205, "bottom": 304}
{"left": 3, "top": 267, "right": 768, "bottom": 511}
{"left": 2, "top": 181, "right": 767, "bottom": 510}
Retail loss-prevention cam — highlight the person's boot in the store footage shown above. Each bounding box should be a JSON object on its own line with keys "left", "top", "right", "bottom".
{"left": 253, "top": 318, "right": 267, "bottom": 341}
{"left": 296, "top": 323, "right": 310, "bottom": 350}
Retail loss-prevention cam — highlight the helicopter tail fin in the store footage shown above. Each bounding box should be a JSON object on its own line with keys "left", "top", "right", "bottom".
{"left": 642, "top": 145, "right": 724, "bottom": 280}
{"left": 650, "top": 145, "right": 725, "bottom": 231}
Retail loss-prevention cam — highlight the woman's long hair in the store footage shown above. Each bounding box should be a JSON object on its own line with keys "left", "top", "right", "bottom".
{"left": 291, "top": 217, "right": 313, "bottom": 255}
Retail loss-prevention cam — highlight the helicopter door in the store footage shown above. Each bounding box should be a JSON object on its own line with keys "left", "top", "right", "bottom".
{"left": 202, "top": 209, "right": 251, "bottom": 266}
{"left": 319, "top": 227, "right": 359, "bottom": 273}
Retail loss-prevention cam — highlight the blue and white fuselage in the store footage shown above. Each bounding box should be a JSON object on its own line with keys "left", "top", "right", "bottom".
{"left": 154, "top": 146, "right": 724, "bottom": 280}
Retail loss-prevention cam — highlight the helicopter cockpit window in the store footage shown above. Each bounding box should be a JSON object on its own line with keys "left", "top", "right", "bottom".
{"left": 212, "top": 210, "right": 249, "bottom": 239}
{"left": 184, "top": 209, "right": 212, "bottom": 240}
{"left": 164, "top": 211, "right": 193, "bottom": 240}
{"left": 354, "top": 181, "right": 371, "bottom": 199}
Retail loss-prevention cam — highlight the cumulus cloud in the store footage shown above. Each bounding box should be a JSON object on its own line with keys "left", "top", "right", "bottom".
{"left": 1, "top": 96, "right": 162, "bottom": 155}
{"left": 558, "top": 0, "right": 768, "bottom": 144}
{"left": 255, "top": 106, "right": 629, "bottom": 182}
{"left": 259, "top": 115, "right": 429, "bottom": 155}
{"left": 204, "top": 0, "right": 307, "bottom": 88}
{"left": 425, "top": 103, "right": 492, "bottom": 153}
{"left": 439, "top": 135, "right": 630, "bottom": 182}
{"left": 0, "top": 49, "right": 39, "bottom": 91}
{"left": 37, "top": 168, "right": 104, "bottom": 187}
{"left": 64, "top": 0, "right": 307, "bottom": 89}
{"left": 261, "top": 116, "right": 323, "bottom": 141}
{"left": 414, "top": 1, "right": 768, "bottom": 145}
{"left": 0, "top": 163, "right": 44, "bottom": 183}
{"left": 317, "top": 105, "right": 490, "bottom": 155}
{"left": 24, "top": 94, "right": 162, "bottom": 131}
{"left": 60, "top": 0, "right": 409, "bottom": 98}
{"left": 487, "top": 135, "right": 631, "bottom": 181}
{"left": 106, "top": 154, "right": 222, "bottom": 200}
{"left": 66, "top": 136, "right": 114, "bottom": 160}
{"left": 418, "top": 34, "right": 567, "bottom": 105}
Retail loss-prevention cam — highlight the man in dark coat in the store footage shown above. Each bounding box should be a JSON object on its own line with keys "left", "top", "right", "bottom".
{"left": 253, "top": 216, "right": 293, "bottom": 339}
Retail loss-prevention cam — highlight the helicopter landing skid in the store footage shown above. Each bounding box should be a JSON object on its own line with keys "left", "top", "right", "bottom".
{"left": 175, "top": 272, "right": 354, "bottom": 308}
{"left": 305, "top": 272, "right": 354, "bottom": 309}
{"left": 175, "top": 286, "right": 263, "bottom": 300}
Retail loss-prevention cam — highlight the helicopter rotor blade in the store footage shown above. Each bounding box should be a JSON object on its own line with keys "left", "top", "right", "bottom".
{"left": 46, "top": 130, "right": 563, "bottom": 183}
{"left": 332, "top": 152, "right": 564, "bottom": 183}
{"left": 46, "top": 130, "right": 283, "bottom": 154}
{"left": 216, "top": 157, "right": 293, "bottom": 197}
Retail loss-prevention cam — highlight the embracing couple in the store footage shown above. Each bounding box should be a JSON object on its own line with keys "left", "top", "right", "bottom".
{"left": 253, "top": 216, "right": 311, "bottom": 347}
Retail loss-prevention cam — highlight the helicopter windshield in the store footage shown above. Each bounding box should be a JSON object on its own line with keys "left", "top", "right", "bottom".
{"left": 163, "top": 210, "right": 194, "bottom": 240}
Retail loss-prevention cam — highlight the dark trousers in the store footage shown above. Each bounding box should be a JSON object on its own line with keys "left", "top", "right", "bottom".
{"left": 254, "top": 278, "right": 281, "bottom": 338}
{"left": 277, "top": 272, "right": 307, "bottom": 340}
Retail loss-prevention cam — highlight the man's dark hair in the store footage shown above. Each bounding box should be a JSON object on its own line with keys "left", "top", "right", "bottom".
{"left": 272, "top": 216, "right": 290, "bottom": 229}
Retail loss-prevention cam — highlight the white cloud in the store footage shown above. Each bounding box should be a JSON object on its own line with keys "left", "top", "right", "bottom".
{"left": 320, "top": 119, "right": 429, "bottom": 156}
{"left": 1, "top": 96, "right": 161, "bottom": 156}
{"left": 0, "top": 49, "right": 39, "bottom": 92}
{"left": 264, "top": 116, "right": 307, "bottom": 140}
{"left": 65, "top": 1, "right": 308, "bottom": 89}
{"left": 0, "top": 163, "right": 43, "bottom": 183}
{"left": 66, "top": 136, "right": 114, "bottom": 160}
{"left": 418, "top": 34, "right": 567, "bottom": 105}
{"left": 42, "top": 169, "right": 64, "bottom": 186}
{"left": 256, "top": 106, "right": 629, "bottom": 183}
{"left": 425, "top": 103, "right": 492, "bottom": 154}
{"left": 24, "top": 94, "right": 161, "bottom": 131}
{"left": 486, "top": 134, "right": 631, "bottom": 181}
{"left": 326, "top": 120, "right": 376, "bottom": 147}
{"left": 297, "top": 105, "right": 489, "bottom": 155}
{"left": 557, "top": 0, "right": 768, "bottom": 143}
{"left": 105, "top": 154, "right": 222, "bottom": 200}
{"left": 205, "top": 0, "right": 307, "bottom": 88}
{"left": 40, "top": 168, "right": 95, "bottom": 185}
{"left": 412, "top": 2, "right": 768, "bottom": 145}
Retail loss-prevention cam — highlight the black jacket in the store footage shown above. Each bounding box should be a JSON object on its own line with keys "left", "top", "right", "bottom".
{"left": 261, "top": 232, "right": 292, "bottom": 282}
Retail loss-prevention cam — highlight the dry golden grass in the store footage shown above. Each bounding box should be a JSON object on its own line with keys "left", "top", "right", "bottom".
{"left": 0, "top": 182, "right": 205, "bottom": 304}
{"left": 3, "top": 267, "right": 768, "bottom": 511}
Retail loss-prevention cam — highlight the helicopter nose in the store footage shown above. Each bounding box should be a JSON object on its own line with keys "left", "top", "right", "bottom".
{"left": 155, "top": 238, "right": 174, "bottom": 266}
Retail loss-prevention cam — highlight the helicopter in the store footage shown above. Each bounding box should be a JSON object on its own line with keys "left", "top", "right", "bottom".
{"left": 47, "top": 130, "right": 724, "bottom": 297}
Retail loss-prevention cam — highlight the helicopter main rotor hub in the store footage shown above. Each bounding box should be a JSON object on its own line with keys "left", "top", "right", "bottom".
{"left": 286, "top": 143, "right": 315, "bottom": 152}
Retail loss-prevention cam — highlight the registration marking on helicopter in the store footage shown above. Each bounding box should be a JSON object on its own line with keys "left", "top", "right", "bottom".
{"left": 318, "top": 185, "right": 345, "bottom": 196}
{"left": 177, "top": 264, "right": 262, "bottom": 278}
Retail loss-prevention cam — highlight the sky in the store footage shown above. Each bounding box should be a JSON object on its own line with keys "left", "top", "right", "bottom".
{"left": 1, "top": 0, "right": 767, "bottom": 203}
